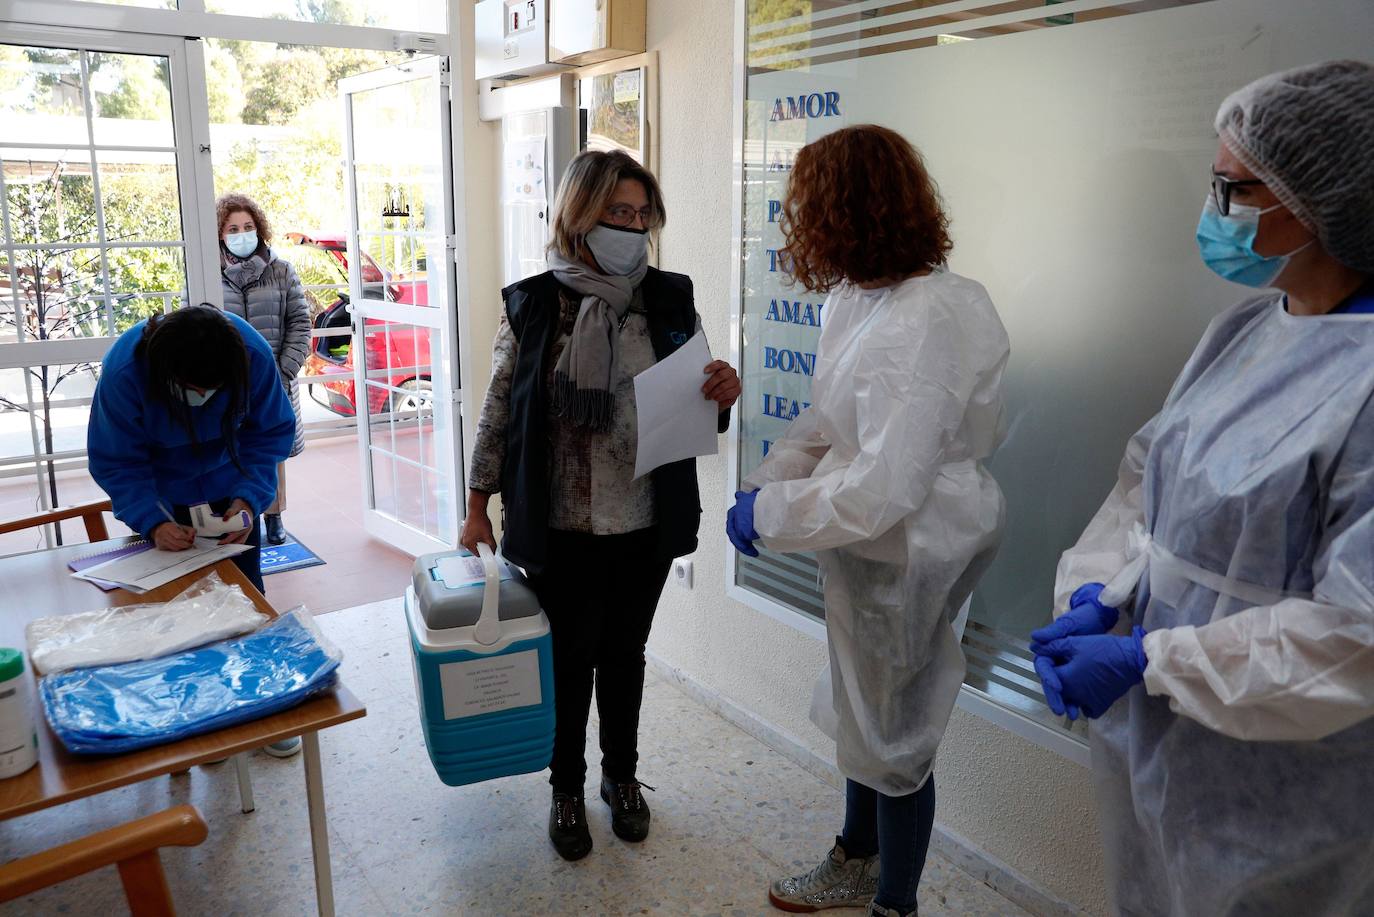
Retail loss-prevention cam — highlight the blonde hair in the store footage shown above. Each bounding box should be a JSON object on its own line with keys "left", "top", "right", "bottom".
{"left": 549, "top": 150, "right": 665, "bottom": 260}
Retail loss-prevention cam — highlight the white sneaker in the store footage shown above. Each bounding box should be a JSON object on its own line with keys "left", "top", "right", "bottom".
{"left": 264, "top": 737, "right": 302, "bottom": 758}
{"left": 769, "top": 841, "right": 879, "bottom": 912}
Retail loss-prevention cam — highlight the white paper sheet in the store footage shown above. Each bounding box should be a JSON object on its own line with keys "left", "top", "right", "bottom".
{"left": 434, "top": 552, "right": 515, "bottom": 590}
{"left": 632, "top": 331, "right": 720, "bottom": 479}
{"left": 77, "top": 538, "right": 252, "bottom": 594}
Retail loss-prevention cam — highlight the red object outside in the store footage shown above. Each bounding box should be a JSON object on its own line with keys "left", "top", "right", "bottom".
{"left": 291, "top": 232, "right": 432, "bottom": 418}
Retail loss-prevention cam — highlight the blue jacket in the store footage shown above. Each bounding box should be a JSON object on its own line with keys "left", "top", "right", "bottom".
{"left": 88, "top": 312, "right": 296, "bottom": 538}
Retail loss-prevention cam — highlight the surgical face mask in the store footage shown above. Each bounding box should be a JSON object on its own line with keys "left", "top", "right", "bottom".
{"left": 170, "top": 381, "right": 218, "bottom": 407}
{"left": 1195, "top": 196, "right": 1311, "bottom": 288}
{"left": 584, "top": 223, "right": 648, "bottom": 277}
{"left": 223, "top": 230, "right": 258, "bottom": 259}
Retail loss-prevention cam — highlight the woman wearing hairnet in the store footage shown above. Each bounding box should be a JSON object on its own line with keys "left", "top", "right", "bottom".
{"left": 727, "top": 125, "right": 1009, "bottom": 917}
{"left": 1033, "top": 60, "right": 1374, "bottom": 916}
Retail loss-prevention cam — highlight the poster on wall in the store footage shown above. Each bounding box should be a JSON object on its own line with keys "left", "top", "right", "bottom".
{"left": 733, "top": 0, "right": 1373, "bottom": 729}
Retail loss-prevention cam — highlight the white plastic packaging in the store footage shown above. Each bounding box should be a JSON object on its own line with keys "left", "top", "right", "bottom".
{"left": 25, "top": 572, "right": 268, "bottom": 676}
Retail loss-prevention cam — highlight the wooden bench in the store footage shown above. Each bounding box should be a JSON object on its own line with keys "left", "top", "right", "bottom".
{"left": 0, "top": 804, "right": 208, "bottom": 916}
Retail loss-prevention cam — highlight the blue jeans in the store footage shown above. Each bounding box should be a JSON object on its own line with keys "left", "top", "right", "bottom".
{"left": 839, "top": 774, "right": 935, "bottom": 913}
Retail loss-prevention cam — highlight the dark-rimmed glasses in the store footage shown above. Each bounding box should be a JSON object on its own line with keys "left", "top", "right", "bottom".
{"left": 1210, "top": 170, "right": 1265, "bottom": 217}
{"left": 604, "top": 203, "right": 654, "bottom": 228}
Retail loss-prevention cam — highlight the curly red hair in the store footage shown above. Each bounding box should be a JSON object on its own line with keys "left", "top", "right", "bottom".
{"left": 780, "top": 125, "right": 952, "bottom": 293}
{"left": 215, "top": 193, "right": 273, "bottom": 248}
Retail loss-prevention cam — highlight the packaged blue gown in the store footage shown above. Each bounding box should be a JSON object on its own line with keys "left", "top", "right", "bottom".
{"left": 41, "top": 611, "right": 341, "bottom": 754}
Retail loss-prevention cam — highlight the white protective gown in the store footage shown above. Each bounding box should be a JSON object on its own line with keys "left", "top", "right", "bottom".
{"left": 744, "top": 269, "right": 1009, "bottom": 796}
{"left": 1055, "top": 294, "right": 1374, "bottom": 916}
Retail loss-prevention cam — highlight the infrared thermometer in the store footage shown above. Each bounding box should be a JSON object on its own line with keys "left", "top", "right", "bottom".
{"left": 188, "top": 502, "right": 252, "bottom": 538}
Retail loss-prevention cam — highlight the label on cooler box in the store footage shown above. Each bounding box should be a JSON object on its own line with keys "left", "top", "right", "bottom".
{"left": 439, "top": 649, "right": 542, "bottom": 720}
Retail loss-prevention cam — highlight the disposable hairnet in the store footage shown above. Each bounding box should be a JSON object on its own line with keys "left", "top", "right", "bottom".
{"left": 1215, "top": 60, "right": 1374, "bottom": 273}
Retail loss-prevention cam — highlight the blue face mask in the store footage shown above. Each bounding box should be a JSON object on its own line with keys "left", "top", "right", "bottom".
{"left": 1195, "top": 196, "right": 1310, "bottom": 288}
{"left": 224, "top": 230, "right": 258, "bottom": 259}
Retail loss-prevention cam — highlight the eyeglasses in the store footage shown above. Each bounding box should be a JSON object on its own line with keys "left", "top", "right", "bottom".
{"left": 1210, "top": 170, "right": 1265, "bottom": 217}
{"left": 604, "top": 203, "right": 654, "bottom": 228}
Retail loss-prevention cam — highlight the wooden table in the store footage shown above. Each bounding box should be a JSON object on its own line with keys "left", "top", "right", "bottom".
{"left": 0, "top": 539, "right": 366, "bottom": 916}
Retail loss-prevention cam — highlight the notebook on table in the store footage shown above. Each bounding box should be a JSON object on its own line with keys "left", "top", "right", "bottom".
{"left": 70, "top": 538, "right": 251, "bottom": 594}
{"left": 68, "top": 541, "right": 154, "bottom": 592}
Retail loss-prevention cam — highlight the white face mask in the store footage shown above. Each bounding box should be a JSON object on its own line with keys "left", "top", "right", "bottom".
{"left": 584, "top": 223, "right": 649, "bottom": 277}
{"left": 224, "top": 230, "right": 258, "bottom": 259}
{"left": 171, "top": 382, "right": 218, "bottom": 407}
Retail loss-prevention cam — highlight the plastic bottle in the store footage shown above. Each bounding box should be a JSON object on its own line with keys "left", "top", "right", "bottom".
{"left": 0, "top": 648, "right": 38, "bottom": 779}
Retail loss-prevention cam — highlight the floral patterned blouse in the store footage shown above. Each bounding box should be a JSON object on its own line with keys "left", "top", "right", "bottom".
{"left": 471, "top": 287, "right": 702, "bottom": 535}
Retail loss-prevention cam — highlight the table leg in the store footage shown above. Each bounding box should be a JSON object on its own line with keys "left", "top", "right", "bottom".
{"left": 303, "top": 731, "right": 334, "bottom": 917}
{"left": 234, "top": 754, "right": 255, "bottom": 814}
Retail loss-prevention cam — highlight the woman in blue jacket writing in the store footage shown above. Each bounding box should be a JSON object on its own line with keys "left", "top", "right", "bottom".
{"left": 88, "top": 305, "right": 296, "bottom": 595}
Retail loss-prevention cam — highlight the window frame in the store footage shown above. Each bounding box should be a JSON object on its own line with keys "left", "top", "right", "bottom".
{"left": 0, "top": 4, "right": 464, "bottom": 545}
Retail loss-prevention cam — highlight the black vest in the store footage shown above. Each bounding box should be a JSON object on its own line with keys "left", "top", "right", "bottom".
{"left": 498, "top": 267, "right": 727, "bottom": 575}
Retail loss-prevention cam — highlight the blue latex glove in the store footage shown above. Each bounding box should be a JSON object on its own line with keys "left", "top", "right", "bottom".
{"left": 1034, "top": 654, "right": 1081, "bottom": 722}
{"left": 1029, "top": 583, "right": 1120, "bottom": 651}
{"left": 726, "top": 490, "right": 760, "bottom": 557}
{"left": 1032, "top": 627, "right": 1148, "bottom": 720}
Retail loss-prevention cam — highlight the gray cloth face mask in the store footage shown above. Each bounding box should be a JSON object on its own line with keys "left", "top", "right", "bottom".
{"left": 585, "top": 223, "right": 649, "bottom": 277}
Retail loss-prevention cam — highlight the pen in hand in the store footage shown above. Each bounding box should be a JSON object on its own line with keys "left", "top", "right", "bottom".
{"left": 154, "top": 500, "right": 197, "bottom": 551}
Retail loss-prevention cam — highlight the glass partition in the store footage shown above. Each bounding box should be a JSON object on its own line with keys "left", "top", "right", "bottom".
{"left": 735, "top": 0, "right": 1374, "bottom": 732}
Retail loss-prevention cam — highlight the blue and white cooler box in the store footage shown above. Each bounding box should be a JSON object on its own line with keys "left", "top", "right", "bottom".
{"left": 405, "top": 543, "right": 555, "bottom": 787}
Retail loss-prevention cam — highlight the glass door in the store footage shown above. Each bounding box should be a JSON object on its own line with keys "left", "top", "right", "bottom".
{"left": 0, "top": 29, "right": 214, "bottom": 549}
{"left": 341, "top": 56, "right": 463, "bottom": 556}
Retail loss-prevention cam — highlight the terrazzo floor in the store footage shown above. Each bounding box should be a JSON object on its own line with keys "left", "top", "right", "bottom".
{"left": 0, "top": 598, "right": 1032, "bottom": 917}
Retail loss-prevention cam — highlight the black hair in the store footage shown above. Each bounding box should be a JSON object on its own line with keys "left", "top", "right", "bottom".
{"left": 135, "top": 305, "right": 251, "bottom": 472}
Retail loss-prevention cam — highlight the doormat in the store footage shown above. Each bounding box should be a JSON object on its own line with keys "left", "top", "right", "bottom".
{"left": 260, "top": 529, "right": 326, "bottom": 576}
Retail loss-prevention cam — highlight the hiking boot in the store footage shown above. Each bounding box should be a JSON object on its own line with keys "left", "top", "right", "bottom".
{"left": 600, "top": 776, "right": 653, "bottom": 842}
{"left": 549, "top": 793, "right": 593, "bottom": 861}
{"left": 769, "top": 840, "right": 879, "bottom": 912}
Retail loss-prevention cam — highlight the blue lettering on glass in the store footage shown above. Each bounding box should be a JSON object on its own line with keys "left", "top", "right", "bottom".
{"left": 767, "top": 249, "right": 793, "bottom": 273}
{"left": 767, "top": 150, "right": 795, "bottom": 172}
{"left": 769, "top": 91, "right": 842, "bottom": 122}
{"left": 763, "top": 346, "right": 816, "bottom": 377}
{"left": 762, "top": 439, "right": 772, "bottom": 456}
{"left": 764, "top": 298, "right": 825, "bottom": 327}
{"left": 767, "top": 200, "right": 782, "bottom": 223}
{"left": 762, "top": 393, "right": 811, "bottom": 421}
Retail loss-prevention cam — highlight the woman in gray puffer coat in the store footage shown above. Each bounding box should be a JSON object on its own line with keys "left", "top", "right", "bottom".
{"left": 216, "top": 193, "right": 310, "bottom": 547}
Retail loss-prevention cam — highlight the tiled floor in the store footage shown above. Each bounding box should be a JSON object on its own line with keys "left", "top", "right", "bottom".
{"left": 0, "top": 434, "right": 415, "bottom": 615}
{"left": 0, "top": 598, "right": 1032, "bottom": 917}
{"left": 250, "top": 436, "right": 415, "bottom": 616}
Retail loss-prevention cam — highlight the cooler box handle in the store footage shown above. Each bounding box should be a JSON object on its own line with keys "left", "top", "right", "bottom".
{"left": 474, "top": 543, "right": 503, "bottom": 646}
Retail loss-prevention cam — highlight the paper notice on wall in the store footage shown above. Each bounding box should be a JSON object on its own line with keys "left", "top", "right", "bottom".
{"left": 440, "top": 649, "right": 543, "bottom": 720}
{"left": 613, "top": 69, "right": 641, "bottom": 105}
{"left": 504, "top": 138, "right": 546, "bottom": 202}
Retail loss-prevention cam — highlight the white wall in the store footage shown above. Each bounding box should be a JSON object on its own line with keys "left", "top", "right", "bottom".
{"left": 453, "top": 0, "right": 502, "bottom": 464}
{"left": 641, "top": 1, "right": 1107, "bottom": 913}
